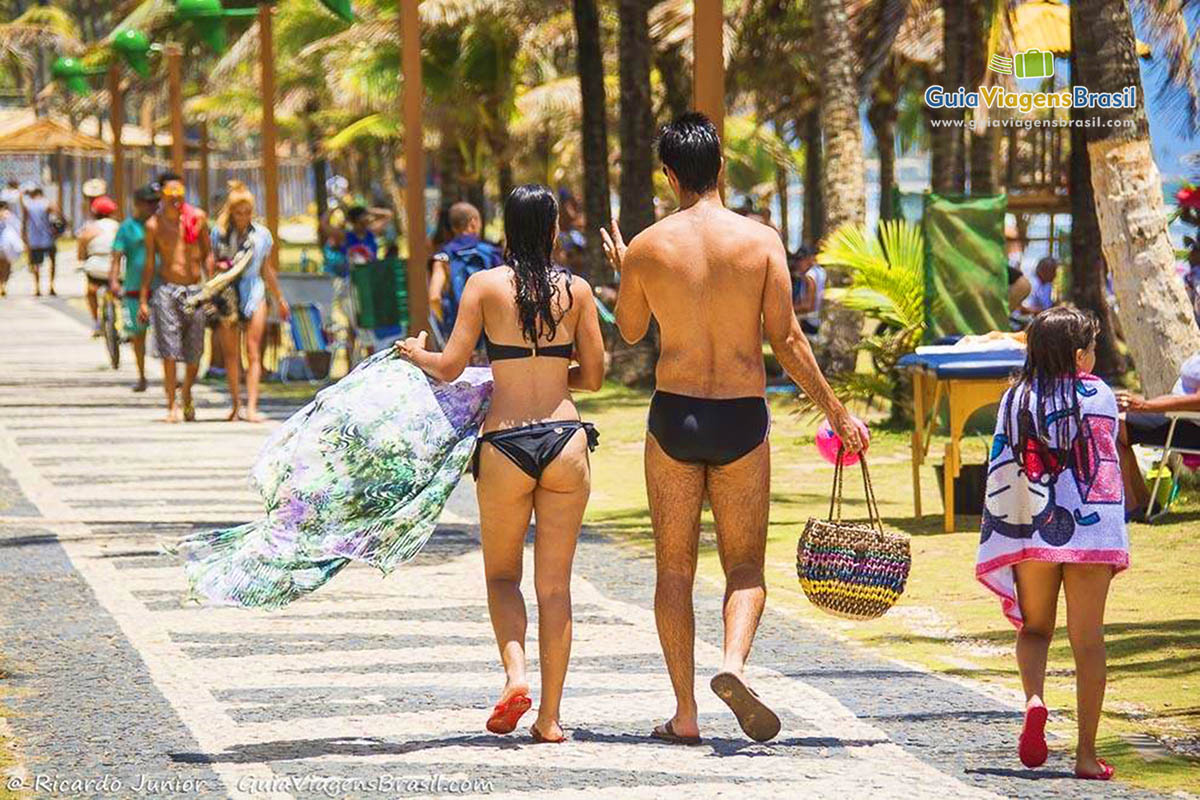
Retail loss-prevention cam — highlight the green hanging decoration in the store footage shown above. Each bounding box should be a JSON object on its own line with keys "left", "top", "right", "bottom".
{"left": 316, "top": 0, "right": 354, "bottom": 23}
{"left": 112, "top": 28, "right": 154, "bottom": 77}
{"left": 174, "top": 0, "right": 228, "bottom": 52}
{"left": 51, "top": 56, "right": 102, "bottom": 95}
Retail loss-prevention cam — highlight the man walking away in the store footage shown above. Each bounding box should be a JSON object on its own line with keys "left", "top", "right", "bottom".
{"left": 112, "top": 184, "right": 161, "bottom": 392}
{"left": 23, "top": 187, "right": 59, "bottom": 296}
{"left": 602, "top": 112, "right": 863, "bottom": 744}
{"left": 428, "top": 202, "right": 504, "bottom": 342}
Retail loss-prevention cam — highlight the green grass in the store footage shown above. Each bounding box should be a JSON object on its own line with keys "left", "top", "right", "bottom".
{"left": 580, "top": 383, "right": 1200, "bottom": 794}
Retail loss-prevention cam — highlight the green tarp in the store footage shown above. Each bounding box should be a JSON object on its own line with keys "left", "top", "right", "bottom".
{"left": 350, "top": 257, "right": 409, "bottom": 330}
{"left": 921, "top": 193, "right": 1009, "bottom": 340}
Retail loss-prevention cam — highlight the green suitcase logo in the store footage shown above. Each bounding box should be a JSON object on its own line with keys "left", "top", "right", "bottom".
{"left": 1014, "top": 49, "right": 1054, "bottom": 79}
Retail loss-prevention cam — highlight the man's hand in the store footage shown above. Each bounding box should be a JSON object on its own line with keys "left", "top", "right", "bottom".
{"left": 137, "top": 301, "right": 150, "bottom": 325}
{"left": 599, "top": 221, "right": 626, "bottom": 276}
{"left": 1116, "top": 391, "right": 1147, "bottom": 412}
{"left": 827, "top": 405, "right": 866, "bottom": 455}
{"left": 394, "top": 330, "right": 428, "bottom": 362}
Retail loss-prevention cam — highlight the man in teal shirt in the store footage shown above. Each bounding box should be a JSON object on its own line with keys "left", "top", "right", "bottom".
{"left": 109, "top": 184, "right": 160, "bottom": 392}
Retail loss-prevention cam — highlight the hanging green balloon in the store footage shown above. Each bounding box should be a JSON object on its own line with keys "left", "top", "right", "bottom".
{"left": 317, "top": 0, "right": 354, "bottom": 23}
{"left": 174, "top": 0, "right": 228, "bottom": 52}
{"left": 112, "top": 28, "right": 153, "bottom": 77}
{"left": 51, "top": 56, "right": 96, "bottom": 95}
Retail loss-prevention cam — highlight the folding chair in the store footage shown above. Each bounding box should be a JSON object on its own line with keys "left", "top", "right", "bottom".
{"left": 1145, "top": 410, "right": 1200, "bottom": 522}
{"left": 349, "top": 257, "right": 410, "bottom": 364}
{"left": 280, "top": 303, "right": 333, "bottom": 384}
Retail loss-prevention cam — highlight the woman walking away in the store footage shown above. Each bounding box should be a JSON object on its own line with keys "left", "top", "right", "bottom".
{"left": 397, "top": 184, "right": 605, "bottom": 743}
{"left": 209, "top": 181, "right": 290, "bottom": 422}
{"left": 976, "top": 307, "right": 1128, "bottom": 781}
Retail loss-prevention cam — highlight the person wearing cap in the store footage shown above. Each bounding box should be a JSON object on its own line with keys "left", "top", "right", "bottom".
{"left": 110, "top": 184, "right": 161, "bottom": 392}
{"left": 76, "top": 195, "right": 120, "bottom": 336}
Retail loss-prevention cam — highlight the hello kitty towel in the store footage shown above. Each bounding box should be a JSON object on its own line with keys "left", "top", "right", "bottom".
{"left": 976, "top": 373, "right": 1129, "bottom": 628}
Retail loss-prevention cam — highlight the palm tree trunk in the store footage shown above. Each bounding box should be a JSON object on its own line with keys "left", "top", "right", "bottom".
{"left": 868, "top": 62, "right": 898, "bottom": 221}
{"left": 775, "top": 119, "right": 790, "bottom": 248}
{"left": 930, "top": 1, "right": 966, "bottom": 195}
{"left": 1067, "top": 22, "right": 1120, "bottom": 379}
{"left": 801, "top": 109, "right": 823, "bottom": 246}
{"left": 612, "top": 0, "right": 659, "bottom": 387}
{"left": 572, "top": 0, "right": 612, "bottom": 285}
{"left": 1073, "top": 0, "right": 1200, "bottom": 395}
{"left": 306, "top": 103, "right": 329, "bottom": 218}
{"left": 812, "top": 0, "right": 867, "bottom": 375}
{"left": 618, "top": 0, "right": 655, "bottom": 238}
{"left": 966, "top": 0, "right": 997, "bottom": 195}
{"left": 654, "top": 44, "right": 691, "bottom": 121}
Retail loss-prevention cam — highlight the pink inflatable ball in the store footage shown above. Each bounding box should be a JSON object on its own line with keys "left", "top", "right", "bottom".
{"left": 815, "top": 416, "right": 871, "bottom": 465}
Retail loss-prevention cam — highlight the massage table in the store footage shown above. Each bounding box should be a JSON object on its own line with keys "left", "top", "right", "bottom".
{"left": 898, "top": 346, "right": 1026, "bottom": 532}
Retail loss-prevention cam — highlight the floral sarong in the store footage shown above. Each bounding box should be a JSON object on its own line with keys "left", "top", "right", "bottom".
{"left": 174, "top": 352, "right": 492, "bottom": 608}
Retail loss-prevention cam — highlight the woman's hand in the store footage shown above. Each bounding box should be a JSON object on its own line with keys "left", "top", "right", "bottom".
{"left": 1116, "top": 391, "right": 1147, "bottom": 412}
{"left": 599, "top": 221, "right": 627, "bottom": 276}
{"left": 394, "top": 330, "right": 429, "bottom": 363}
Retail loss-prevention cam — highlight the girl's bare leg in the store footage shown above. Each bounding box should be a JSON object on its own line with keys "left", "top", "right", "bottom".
{"left": 244, "top": 304, "right": 268, "bottom": 421}
{"left": 530, "top": 432, "right": 590, "bottom": 739}
{"left": 475, "top": 447, "right": 537, "bottom": 706}
{"left": 1014, "top": 561, "right": 1062, "bottom": 705}
{"left": 218, "top": 321, "right": 242, "bottom": 420}
{"left": 1063, "top": 564, "right": 1113, "bottom": 777}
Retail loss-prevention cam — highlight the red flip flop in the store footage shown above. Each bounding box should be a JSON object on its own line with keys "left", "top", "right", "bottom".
{"left": 1075, "top": 759, "right": 1115, "bottom": 781}
{"left": 1018, "top": 702, "right": 1049, "bottom": 768}
{"left": 486, "top": 693, "right": 532, "bottom": 734}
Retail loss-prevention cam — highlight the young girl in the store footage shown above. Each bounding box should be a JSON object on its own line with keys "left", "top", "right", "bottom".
{"left": 976, "top": 307, "right": 1128, "bottom": 781}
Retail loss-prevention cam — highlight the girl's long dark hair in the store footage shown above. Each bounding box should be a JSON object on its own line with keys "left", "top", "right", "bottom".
{"left": 503, "top": 184, "right": 572, "bottom": 344}
{"left": 1003, "top": 306, "right": 1099, "bottom": 469}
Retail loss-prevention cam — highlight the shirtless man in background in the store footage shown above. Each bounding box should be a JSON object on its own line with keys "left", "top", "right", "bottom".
{"left": 139, "top": 174, "right": 211, "bottom": 423}
{"left": 602, "top": 112, "right": 863, "bottom": 744}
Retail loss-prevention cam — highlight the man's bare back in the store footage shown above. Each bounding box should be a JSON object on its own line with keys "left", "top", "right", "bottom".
{"left": 619, "top": 202, "right": 782, "bottom": 398}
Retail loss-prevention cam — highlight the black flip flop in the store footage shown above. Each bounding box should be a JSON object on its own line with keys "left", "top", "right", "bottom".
{"left": 650, "top": 720, "right": 702, "bottom": 746}
{"left": 710, "top": 671, "right": 781, "bottom": 742}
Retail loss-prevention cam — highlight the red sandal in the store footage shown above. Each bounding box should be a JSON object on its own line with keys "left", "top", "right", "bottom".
{"left": 1018, "top": 702, "right": 1048, "bottom": 768}
{"left": 1075, "top": 759, "right": 1115, "bottom": 781}
{"left": 486, "top": 693, "right": 532, "bottom": 734}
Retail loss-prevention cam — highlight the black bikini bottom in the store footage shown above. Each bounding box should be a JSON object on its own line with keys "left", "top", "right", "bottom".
{"left": 472, "top": 420, "right": 599, "bottom": 480}
{"left": 647, "top": 391, "right": 769, "bottom": 466}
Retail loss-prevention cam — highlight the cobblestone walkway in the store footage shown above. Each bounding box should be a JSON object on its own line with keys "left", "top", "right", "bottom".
{"left": 0, "top": 278, "right": 1166, "bottom": 799}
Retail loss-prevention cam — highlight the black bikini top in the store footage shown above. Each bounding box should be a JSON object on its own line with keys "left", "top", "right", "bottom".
{"left": 485, "top": 337, "right": 574, "bottom": 361}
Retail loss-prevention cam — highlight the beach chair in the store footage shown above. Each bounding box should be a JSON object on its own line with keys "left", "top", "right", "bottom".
{"left": 1144, "top": 411, "right": 1200, "bottom": 522}
{"left": 280, "top": 303, "right": 333, "bottom": 384}
{"left": 349, "top": 257, "right": 410, "bottom": 364}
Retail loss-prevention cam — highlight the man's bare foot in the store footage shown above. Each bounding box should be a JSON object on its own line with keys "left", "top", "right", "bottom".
{"left": 133, "top": 378, "right": 147, "bottom": 393}
{"left": 225, "top": 408, "right": 243, "bottom": 422}
{"left": 244, "top": 410, "right": 268, "bottom": 423}
{"left": 655, "top": 714, "right": 699, "bottom": 741}
{"left": 163, "top": 407, "right": 183, "bottom": 424}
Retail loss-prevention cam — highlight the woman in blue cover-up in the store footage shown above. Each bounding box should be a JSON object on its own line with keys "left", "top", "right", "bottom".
{"left": 397, "top": 184, "right": 605, "bottom": 743}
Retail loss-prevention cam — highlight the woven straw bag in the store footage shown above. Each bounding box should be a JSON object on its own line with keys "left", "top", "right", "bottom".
{"left": 796, "top": 451, "right": 911, "bottom": 620}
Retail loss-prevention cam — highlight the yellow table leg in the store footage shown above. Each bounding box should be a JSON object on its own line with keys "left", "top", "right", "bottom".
{"left": 911, "top": 371, "right": 925, "bottom": 517}
{"left": 943, "top": 439, "right": 956, "bottom": 533}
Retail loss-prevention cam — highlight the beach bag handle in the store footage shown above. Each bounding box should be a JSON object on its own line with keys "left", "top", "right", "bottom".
{"left": 826, "top": 447, "right": 884, "bottom": 534}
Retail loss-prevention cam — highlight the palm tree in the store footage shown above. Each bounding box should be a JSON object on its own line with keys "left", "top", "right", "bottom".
{"left": 617, "top": 0, "right": 655, "bottom": 240}
{"left": 811, "top": 0, "right": 868, "bottom": 375}
{"left": 572, "top": 0, "right": 611, "bottom": 285}
{"left": 1072, "top": 0, "right": 1200, "bottom": 396}
{"left": 0, "top": 4, "right": 82, "bottom": 115}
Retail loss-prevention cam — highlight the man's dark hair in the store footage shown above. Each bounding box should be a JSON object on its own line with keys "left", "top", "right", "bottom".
{"left": 793, "top": 244, "right": 815, "bottom": 260}
{"left": 657, "top": 112, "right": 722, "bottom": 195}
{"left": 156, "top": 171, "right": 183, "bottom": 185}
{"left": 347, "top": 205, "right": 369, "bottom": 224}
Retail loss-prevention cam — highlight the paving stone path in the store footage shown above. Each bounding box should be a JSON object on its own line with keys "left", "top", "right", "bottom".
{"left": 0, "top": 274, "right": 1166, "bottom": 799}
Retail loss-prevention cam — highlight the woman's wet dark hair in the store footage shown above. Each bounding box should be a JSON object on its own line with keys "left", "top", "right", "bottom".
{"left": 503, "top": 184, "right": 572, "bottom": 345}
{"left": 657, "top": 112, "right": 722, "bottom": 195}
{"left": 1003, "top": 306, "right": 1100, "bottom": 467}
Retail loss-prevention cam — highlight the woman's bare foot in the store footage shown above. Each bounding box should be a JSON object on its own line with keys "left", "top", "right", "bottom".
{"left": 1074, "top": 753, "right": 1113, "bottom": 779}
{"left": 163, "top": 406, "right": 183, "bottom": 424}
{"left": 530, "top": 718, "right": 565, "bottom": 743}
{"left": 244, "top": 410, "right": 268, "bottom": 423}
{"left": 498, "top": 678, "right": 530, "bottom": 705}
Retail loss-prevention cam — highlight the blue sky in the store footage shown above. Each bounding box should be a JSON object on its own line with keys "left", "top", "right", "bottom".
{"left": 1134, "top": 5, "right": 1199, "bottom": 183}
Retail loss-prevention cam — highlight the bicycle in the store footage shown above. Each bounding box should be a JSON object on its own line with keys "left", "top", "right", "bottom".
{"left": 98, "top": 283, "right": 121, "bottom": 370}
